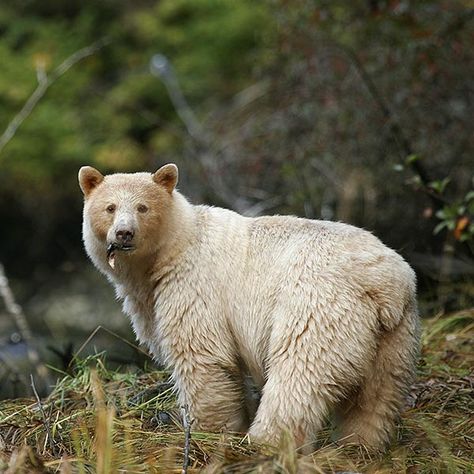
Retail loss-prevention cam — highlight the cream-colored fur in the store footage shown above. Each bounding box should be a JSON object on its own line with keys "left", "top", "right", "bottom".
{"left": 79, "top": 164, "right": 420, "bottom": 449}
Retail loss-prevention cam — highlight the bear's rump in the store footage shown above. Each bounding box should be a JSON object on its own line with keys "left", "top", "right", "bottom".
{"left": 265, "top": 270, "right": 380, "bottom": 390}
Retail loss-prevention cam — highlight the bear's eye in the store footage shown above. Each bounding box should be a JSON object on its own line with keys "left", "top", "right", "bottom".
{"left": 106, "top": 204, "right": 116, "bottom": 214}
{"left": 137, "top": 204, "right": 148, "bottom": 213}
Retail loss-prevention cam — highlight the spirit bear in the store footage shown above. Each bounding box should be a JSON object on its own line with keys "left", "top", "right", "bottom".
{"left": 79, "top": 164, "right": 419, "bottom": 449}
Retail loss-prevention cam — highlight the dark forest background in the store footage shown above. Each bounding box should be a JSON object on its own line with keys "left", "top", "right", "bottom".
{"left": 0, "top": 0, "right": 472, "bottom": 396}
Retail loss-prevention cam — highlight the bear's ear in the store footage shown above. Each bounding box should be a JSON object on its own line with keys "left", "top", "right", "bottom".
{"left": 78, "top": 166, "right": 104, "bottom": 197}
{"left": 153, "top": 163, "right": 178, "bottom": 194}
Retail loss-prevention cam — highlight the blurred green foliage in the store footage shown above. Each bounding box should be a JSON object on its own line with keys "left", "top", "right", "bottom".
{"left": 0, "top": 0, "right": 273, "bottom": 277}
{"left": 0, "top": 0, "right": 472, "bottom": 294}
{"left": 0, "top": 0, "right": 271, "bottom": 183}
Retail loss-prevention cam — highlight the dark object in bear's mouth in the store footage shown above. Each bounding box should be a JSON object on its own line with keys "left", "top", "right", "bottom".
{"left": 106, "top": 243, "right": 134, "bottom": 268}
{"left": 106, "top": 243, "right": 116, "bottom": 260}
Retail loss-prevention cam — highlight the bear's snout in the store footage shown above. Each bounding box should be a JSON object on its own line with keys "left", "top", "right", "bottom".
{"left": 109, "top": 212, "right": 137, "bottom": 249}
{"left": 116, "top": 228, "right": 134, "bottom": 244}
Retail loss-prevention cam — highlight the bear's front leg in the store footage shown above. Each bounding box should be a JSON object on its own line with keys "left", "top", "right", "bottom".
{"left": 172, "top": 362, "right": 248, "bottom": 433}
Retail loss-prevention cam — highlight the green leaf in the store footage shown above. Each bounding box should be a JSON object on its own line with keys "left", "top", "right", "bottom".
{"left": 405, "top": 154, "right": 420, "bottom": 164}
{"left": 464, "top": 190, "right": 474, "bottom": 202}
{"left": 433, "top": 221, "right": 448, "bottom": 234}
{"left": 428, "top": 177, "right": 451, "bottom": 194}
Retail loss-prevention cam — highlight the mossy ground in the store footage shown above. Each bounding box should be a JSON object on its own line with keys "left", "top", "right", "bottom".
{"left": 1, "top": 311, "right": 473, "bottom": 473}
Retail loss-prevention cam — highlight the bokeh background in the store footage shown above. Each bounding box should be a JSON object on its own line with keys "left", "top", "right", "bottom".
{"left": 0, "top": 0, "right": 473, "bottom": 397}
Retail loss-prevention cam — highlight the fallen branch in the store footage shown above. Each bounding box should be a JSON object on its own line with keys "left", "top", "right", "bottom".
{"left": 0, "top": 38, "right": 109, "bottom": 154}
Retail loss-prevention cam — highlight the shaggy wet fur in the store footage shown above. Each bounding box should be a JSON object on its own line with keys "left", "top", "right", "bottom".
{"left": 79, "top": 164, "right": 420, "bottom": 450}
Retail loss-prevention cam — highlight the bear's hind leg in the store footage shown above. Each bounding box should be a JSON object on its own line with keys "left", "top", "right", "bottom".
{"left": 335, "top": 310, "right": 419, "bottom": 449}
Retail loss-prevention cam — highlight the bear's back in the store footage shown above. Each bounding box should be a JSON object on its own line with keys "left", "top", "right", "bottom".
{"left": 246, "top": 215, "right": 385, "bottom": 273}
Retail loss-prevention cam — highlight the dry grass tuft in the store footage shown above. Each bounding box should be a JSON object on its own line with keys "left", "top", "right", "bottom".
{"left": 1, "top": 311, "right": 473, "bottom": 473}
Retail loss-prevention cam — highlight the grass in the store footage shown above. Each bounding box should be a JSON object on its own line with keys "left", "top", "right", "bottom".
{"left": 0, "top": 311, "right": 473, "bottom": 473}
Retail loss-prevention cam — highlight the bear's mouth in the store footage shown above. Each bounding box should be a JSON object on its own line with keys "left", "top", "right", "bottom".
{"left": 106, "top": 242, "right": 135, "bottom": 269}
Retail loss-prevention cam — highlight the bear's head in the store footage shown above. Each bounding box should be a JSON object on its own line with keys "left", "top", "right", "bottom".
{"left": 78, "top": 164, "right": 178, "bottom": 273}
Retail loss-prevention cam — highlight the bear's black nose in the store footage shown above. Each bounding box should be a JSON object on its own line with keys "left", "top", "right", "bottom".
{"left": 116, "top": 229, "right": 134, "bottom": 244}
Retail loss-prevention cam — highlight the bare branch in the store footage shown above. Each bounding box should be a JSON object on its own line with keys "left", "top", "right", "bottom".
{"left": 150, "top": 54, "right": 252, "bottom": 213}
{"left": 0, "top": 263, "right": 49, "bottom": 383}
{"left": 0, "top": 263, "right": 32, "bottom": 340}
{"left": 0, "top": 38, "right": 109, "bottom": 154}
{"left": 326, "top": 40, "right": 447, "bottom": 209}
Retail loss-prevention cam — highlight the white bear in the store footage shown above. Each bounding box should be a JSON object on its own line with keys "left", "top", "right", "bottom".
{"left": 79, "top": 164, "right": 419, "bottom": 449}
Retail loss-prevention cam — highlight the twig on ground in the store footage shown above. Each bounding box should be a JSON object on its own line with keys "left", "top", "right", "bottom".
{"left": 181, "top": 404, "right": 193, "bottom": 474}
{"left": 30, "top": 374, "right": 57, "bottom": 456}
{"left": 128, "top": 382, "right": 173, "bottom": 407}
